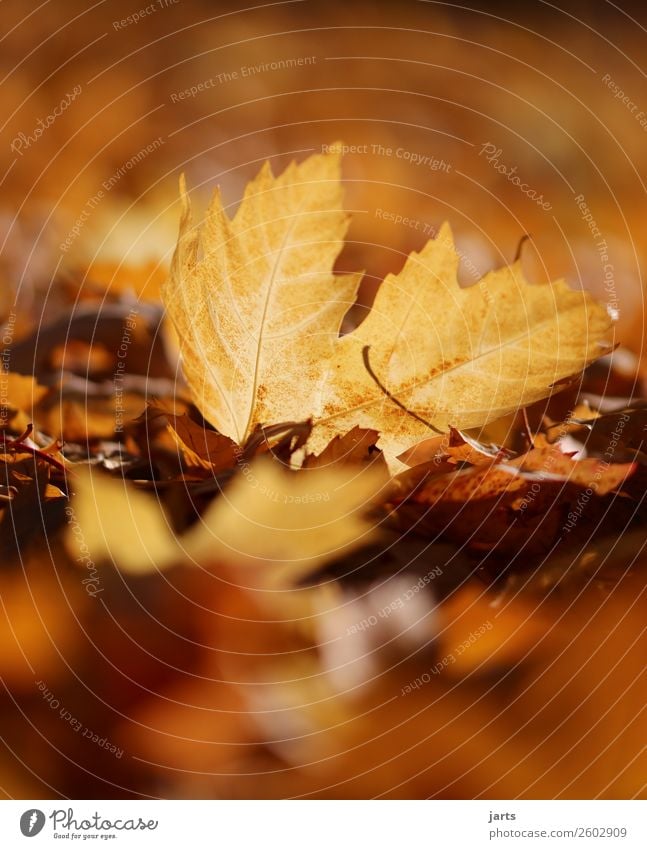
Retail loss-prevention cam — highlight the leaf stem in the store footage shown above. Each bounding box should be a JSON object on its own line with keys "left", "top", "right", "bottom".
{"left": 361, "top": 346, "right": 443, "bottom": 434}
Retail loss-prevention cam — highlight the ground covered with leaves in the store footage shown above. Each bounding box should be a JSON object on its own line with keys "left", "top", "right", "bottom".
{"left": 0, "top": 147, "right": 645, "bottom": 800}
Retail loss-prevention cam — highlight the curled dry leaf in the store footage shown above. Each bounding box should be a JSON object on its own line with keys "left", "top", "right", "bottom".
{"left": 303, "top": 425, "right": 384, "bottom": 470}
{"left": 167, "top": 411, "right": 238, "bottom": 470}
{"left": 397, "top": 427, "right": 508, "bottom": 469}
{"left": 508, "top": 442, "right": 635, "bottom": 493}
{"left": 391, "top": 444, "right": 635, "bottom": 557}
{"left": 146, "top": 402, "right": 240, "bottom": 472}
{"left": 163, "top": 147, "right": 613, "bottom": 469}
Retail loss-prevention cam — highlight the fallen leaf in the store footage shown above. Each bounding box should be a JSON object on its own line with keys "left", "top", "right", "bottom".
{"left": 166, "top": 409, "right": 239, "bottom": 471}
{"left": 304, "top": 425, "right": 382, "bottom": 469}
{"left": 0, "top": 454, "right": 67, "bottom": 559}
{"left": 391, "top": 445, "right": 635, "bottom": 557}
{"left": 543, "top": 401, "right": 600, "bottom": 442}
{"left": 316, "top": 227, "right": 613, "bottom": 464}
{"left": 163, "top": 150, "right": 359, "bottom": 446}
{"left": 66, "top": 459, "right": 383, "bottom": 584}
{"left": 397, "top": 427, "right": 507, "bottom": 468}
{"left": 506, "top": 441, "right": 635, "bottom": 494}
{"left": 164, "top": 148, "right": 613, "bottom": 468}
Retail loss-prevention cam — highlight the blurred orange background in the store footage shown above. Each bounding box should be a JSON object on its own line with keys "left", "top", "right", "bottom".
{"left": 0, "top": 0, "right": 645, "bottom": 801}
{"left": 1, "top": 0, "right": 645, "bottom": 366}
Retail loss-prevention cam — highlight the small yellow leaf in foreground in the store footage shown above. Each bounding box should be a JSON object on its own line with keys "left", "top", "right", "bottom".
{"left": 66, "top": 460, "right": 382, "bottom": 583}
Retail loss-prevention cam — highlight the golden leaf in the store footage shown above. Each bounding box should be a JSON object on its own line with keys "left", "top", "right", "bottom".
{"left": 164, "top": 148, "right": 613, "bottom": 468}
{"left": 163, "top": 150, "right": 359, "bottom": 445}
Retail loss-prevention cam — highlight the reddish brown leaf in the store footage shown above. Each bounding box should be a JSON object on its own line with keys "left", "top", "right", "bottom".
{"left": 167, "top": 411, "right": 239, "bottom": 472}
{"left": 391, "top": 446, "right": 636, "bottom": 558}
{"left": 304, "top": 425, "right": 383, "bottom": 469}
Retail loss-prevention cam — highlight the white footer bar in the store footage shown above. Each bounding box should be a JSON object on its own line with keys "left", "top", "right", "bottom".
{"left": 0, "top": 800, "right": 644, "bottom": 848}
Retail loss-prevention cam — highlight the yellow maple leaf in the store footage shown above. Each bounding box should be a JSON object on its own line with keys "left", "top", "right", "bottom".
{"left": 164, "top": 152, "right": 359, "bottom": 445}
{"left": 163, "top": 148, "right": 613, "bottom": 467}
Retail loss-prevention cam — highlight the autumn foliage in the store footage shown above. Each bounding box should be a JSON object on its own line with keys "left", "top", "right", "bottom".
{"left": 0, "top": 148, "right": 644, "bottom": 801}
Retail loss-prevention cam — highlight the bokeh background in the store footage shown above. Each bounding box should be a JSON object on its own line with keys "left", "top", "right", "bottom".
{"left": 2, "top": 0, "right": 646, "bottom": 363}
{"left": 0, "top": 0, "right": 645, "bottom": 800}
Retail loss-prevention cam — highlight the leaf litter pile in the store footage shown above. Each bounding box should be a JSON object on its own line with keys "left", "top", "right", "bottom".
{"left": 1, "top": 149, "right": 645, "bottom": 799}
